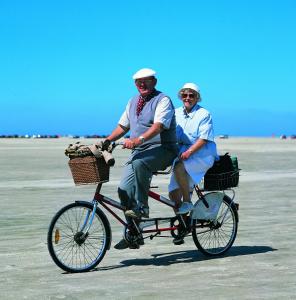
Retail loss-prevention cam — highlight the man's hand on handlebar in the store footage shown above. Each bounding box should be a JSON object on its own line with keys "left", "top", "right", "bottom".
{"left": 102, "top": 139, "right": 111, "bottom": 151}
{"left": 123, "top": 138, "right": 142, "bottom": 149}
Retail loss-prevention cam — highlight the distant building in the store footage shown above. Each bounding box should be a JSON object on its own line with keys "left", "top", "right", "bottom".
{"left": 219, "top": 134, "right": 229, "bottom": 139}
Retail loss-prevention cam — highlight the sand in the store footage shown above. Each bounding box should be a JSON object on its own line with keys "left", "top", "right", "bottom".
{"left": 0, "top": 137, "right": 295, "bottom": 299}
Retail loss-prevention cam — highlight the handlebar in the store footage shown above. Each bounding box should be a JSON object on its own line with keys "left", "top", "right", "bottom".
{"left": 101, "top": 150, "right": 115, "bottom": 166}
{"left": 101, "top": 142, "right": 125, "bottom": 166}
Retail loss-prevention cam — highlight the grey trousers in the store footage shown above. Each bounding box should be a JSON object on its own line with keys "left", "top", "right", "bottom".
{"left": 118, "top": 145, "right": 177, "bottom": 211}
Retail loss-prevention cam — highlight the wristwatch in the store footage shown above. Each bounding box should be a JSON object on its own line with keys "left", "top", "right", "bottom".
{"left": 139, "top": 135, "right": 145, "bottom": 144}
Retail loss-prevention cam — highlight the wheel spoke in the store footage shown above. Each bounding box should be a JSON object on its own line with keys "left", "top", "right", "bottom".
{"left": 48, "top": 203, "right": 109, "bottom": 272}
{"left": 192, "top": 194, "right": 238, "bottom": 255}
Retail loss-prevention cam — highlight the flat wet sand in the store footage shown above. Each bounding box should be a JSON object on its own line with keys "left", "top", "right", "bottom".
{"left": 0, "top": 138, "right": 295, "bottom": 299}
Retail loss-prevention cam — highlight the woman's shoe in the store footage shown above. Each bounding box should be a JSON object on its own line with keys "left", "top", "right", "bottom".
{"left": 173, "top": 236, "right": 185, "bottom": 245}
{"left": 176, "top": 202, "right": 193, "bottom": 215}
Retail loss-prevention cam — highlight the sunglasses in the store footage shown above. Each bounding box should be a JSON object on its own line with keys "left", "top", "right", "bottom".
{"left": 181, "top": 93, "right": 195, "bottom": 99}
{"left": 135, "top": 78, "right": 154, "bottom": 85}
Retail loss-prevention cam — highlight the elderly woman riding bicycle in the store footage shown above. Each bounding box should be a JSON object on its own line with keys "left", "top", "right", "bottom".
{"left": 169, "top": 83, "right": 218, "bottom": 217}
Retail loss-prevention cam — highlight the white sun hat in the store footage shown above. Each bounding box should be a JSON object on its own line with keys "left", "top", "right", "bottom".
{"left": 181, "top": 83, "right": 200, "bottom": 93}
{"left": 132, "top": 68, "right": 156, "bottom": 80}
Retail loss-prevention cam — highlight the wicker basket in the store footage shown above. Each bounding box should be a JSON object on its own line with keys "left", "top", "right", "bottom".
{"left": 203, "top": 170, "right": 239, "bottom": 191}
{"left": 68, "top": 156, "right": 110, "bottom": 185}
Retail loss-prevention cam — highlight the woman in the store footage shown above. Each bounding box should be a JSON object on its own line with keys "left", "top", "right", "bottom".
{"left": 169, "top": 83, "right": 218, "bottom": 215}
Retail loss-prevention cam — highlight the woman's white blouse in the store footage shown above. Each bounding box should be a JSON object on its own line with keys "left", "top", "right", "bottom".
{"left": 175, "top": 104, "right": 218, "bottom": 184}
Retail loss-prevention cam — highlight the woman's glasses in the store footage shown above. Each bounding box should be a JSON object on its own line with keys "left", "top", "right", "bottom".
{"left": 181, "top": 93, "right": 195, "bottom": 99}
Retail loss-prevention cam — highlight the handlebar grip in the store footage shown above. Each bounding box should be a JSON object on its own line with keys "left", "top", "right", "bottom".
{"left": 102, "top": 150, "right": 115, "bottom": 166}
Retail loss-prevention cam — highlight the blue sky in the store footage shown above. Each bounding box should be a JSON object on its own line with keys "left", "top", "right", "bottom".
{"left": 0, "top": 0, "right": 295, "bottom": 136}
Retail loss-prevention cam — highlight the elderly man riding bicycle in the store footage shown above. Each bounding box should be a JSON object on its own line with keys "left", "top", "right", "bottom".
{"left": 100, "top": 68, "right": 178, "bottom": 249}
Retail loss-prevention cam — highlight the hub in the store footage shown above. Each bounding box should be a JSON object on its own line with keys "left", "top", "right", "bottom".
{"left": 74, "top": 231, "right": 88, "bottom": 246}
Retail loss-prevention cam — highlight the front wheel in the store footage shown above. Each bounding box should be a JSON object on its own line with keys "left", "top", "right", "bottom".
{"left": 192, "top": 194, "right": 238, "bottom": 256}
{"left": 47, "top": 202, "right": 111, "bottom": 272}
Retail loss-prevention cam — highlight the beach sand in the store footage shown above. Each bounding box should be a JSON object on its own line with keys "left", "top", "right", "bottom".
{"left": 0, "top": 138, "right": 295, "bottom": 299}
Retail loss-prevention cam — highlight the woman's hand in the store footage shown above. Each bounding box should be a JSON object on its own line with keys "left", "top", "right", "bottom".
{"left": 180, "top": 149, "right": 193, "bottom": 160}
{"left": 180, "top": 139, "right": 207, "bottom": 160}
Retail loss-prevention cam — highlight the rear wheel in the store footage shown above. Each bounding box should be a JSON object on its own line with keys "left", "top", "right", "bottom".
{"left": 192, "top": 194, "right": 238, "bottom": 256}
{"left": 47, "top": 202, "right": 110, "bottom": 272}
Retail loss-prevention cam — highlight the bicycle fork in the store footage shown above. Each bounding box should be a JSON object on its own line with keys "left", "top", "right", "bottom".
{"left": 76, "top": 200, "right": 98, "bottom": 241}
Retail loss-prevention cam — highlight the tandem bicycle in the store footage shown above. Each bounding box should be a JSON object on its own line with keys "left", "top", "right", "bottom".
{"left": 47, "top": 144, "right": 239, "bottom": 273}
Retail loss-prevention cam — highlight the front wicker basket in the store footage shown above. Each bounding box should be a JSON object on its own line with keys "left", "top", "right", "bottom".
{"left": 68, "top": 156, "right": 110, "bottom": 185}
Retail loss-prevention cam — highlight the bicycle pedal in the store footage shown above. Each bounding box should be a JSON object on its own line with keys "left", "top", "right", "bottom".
{"left": 173, "top": 238, "right": 185, "bottom": 245}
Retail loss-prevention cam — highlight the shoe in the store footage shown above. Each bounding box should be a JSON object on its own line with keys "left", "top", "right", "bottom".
{"left": 114, "top": 239, "right": 140, "bottom": 250}
{"left": 176, "top": 202, "right": 194, "bottom": 215}
{"left": 114, "top": 239, "right": 130, "bottom": 250}
{"left": 137, "top": 235, "right": 144, "bottom": 246}
{"left": 173, "top": 237, "right": 185, "bottom": 245}
{"left": 125, "top": 208, "right": 149, "bottom": 219}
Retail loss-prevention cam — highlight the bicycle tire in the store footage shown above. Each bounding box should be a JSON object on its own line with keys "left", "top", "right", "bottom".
{"left": 47, "top": 202, "right": 111, "bottom": 272}
{"left": 192, "top": 193, "right": 238, "bottom": 256}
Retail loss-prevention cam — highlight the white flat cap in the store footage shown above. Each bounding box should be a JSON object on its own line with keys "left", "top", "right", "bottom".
{"left": 132, "top": 68, "right": 156, "bottom": 80}
{"left": 181, "top": 83, "right": 200, "bottom": 93}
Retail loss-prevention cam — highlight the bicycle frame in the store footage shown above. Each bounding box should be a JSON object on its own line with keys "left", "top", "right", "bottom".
{"left": 94, "top": 184, "right": 176, "bottom": 230}
{"left": 91, "top": 182, "right": 209, "bottom": 237}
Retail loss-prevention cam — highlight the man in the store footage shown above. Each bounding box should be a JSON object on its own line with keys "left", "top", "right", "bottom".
{"left": 102, "top": 68, "right": 178, "bottom": 249}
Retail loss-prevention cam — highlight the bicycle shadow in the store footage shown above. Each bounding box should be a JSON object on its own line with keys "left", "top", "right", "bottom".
{"left": 93, "top": 245, "right": 277, "bottom": 272}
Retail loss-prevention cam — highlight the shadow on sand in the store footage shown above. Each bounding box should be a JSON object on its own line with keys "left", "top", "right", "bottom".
{"left": 93, "top": 245, "right": 277, "bottom": 272}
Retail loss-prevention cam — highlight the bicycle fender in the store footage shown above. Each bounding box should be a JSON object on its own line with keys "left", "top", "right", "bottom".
{"left": 223, "top": 195, "right": 239, "bottom": 222}
{"left": 75, "top": 200, "right": 112, "bottom": 250}
{"left": 191, "top": 192, "right": 224, "bottom": 220}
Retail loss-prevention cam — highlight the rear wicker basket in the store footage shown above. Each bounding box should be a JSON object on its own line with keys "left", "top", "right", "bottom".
{"left": 203, "top": 154, "right": 240, "bottom": 191}
{"left": 203, "top": 170, "right": 239, "bottom": 191}
{"left": 68, "top": 156, "right": 110, "bottom": 185}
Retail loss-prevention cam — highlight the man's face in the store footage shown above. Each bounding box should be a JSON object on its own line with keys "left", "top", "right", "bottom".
{"left": 135, "top": 76, "right": 157, "bottom": 96}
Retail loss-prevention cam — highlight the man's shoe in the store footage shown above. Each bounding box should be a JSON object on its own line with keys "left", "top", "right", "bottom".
{"left": 114, "top": 237, "right": 143, "bottom": 250}
{"left": 124, "top": 210, "right": 140, "bottom": 219}
{"left": 114, "top": 239, "right": 130, "bottom": 250}
{"left": 125, "top": 208, "right": 149, "bottom": 219}
{"left": 137, "top": 235, "right": 145, "bottom": 246}
{"left": 129, "top": 234, "right": 144, "bottom": 248}
{"left": 128, "top": 243, "right": 140, "bottom": 249}
{"left": 176, "top": 202, "right": 194, "bottom": 215}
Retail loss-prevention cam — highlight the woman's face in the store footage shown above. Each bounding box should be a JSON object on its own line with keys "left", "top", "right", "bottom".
{"left": 180, "top": 89, "right": 199, "bottom": 112}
